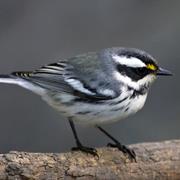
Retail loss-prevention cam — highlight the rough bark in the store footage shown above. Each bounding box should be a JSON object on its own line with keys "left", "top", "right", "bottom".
{"left": 0, "top": 140, "right": 180, "bottom": 180}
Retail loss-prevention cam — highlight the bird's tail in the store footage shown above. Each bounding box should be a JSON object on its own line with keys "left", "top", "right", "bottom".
{"left": 0, "top": 74, "right": 19, "bottom": 84}
{"left": 0, "top": 73, "right": 46, "bottom": 95}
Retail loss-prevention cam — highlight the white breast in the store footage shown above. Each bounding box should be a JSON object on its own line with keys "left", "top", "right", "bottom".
{"left": 42, "top": 90, "right": 148, "bottom": 126}
{"left": 126, "top": 93, "right": 147, "bottom": 116}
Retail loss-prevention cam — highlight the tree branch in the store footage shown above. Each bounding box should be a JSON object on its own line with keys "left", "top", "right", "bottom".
{"left": 0, "top": 140, "right": 180, "bottom": 179}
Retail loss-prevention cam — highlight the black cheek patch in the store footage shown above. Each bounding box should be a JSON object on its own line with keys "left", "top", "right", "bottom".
{"left": 116, "top": 64, "right": 142, "bottom": 81}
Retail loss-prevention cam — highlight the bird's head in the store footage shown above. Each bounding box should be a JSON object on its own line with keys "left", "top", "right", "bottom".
{"left": 107, "top": 47, "right": 172, "bottom": 93}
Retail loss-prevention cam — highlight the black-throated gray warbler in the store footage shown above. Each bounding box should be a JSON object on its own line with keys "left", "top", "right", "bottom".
{"left": 0, "top": 47, "right": 172, "bottom": 160}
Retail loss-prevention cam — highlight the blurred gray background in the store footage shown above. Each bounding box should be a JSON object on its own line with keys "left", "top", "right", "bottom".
{"left": 0, "top": 0, "right": 179, "bottom": 153}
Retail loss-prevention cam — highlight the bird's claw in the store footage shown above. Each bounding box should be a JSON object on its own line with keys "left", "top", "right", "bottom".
{"left": 107, "top": 142, "right": 136, "bottom": 161}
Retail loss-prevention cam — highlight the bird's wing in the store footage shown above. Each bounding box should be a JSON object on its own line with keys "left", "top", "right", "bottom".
{"left": 12, "top": 54, "right": 117, "bottom": 101}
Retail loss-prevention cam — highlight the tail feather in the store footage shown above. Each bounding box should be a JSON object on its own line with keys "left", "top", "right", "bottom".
{"left": 0, "top": 71, "right": 33, "bottom": 85}
{"left": 11, "top": 71, "right": 33, "bottom": 78}
{"left": 0, "top": 74, "right": 13, "bottom": 78}
{"left": 0, "top": 73, "right": 45, "bottom": 95}
{"left": 0, "top": 74, "right": 18, "bottom": 84}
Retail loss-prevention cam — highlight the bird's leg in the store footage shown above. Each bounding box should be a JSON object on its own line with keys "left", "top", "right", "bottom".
{"left": 96, "top": 126, "right": 136, "bottom": 161}
{"left": 68, "top": 118, "right": 98, "bottom": 156}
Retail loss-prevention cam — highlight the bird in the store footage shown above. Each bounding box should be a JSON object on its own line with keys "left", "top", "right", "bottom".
{"left": 0, "top": 47, "right": 172, "bottom": 160}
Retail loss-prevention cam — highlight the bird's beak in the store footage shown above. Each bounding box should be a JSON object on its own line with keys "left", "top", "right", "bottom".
{"left": 156, "top": 67, "right": 173, "bottom": 76}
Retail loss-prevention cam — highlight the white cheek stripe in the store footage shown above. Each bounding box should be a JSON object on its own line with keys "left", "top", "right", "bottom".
{"left": 114, "top": 72, "right": 139, "bottom": 90}
{"left": 138, "top": 74, "right": 156, "bottom": 86}
{"left": 113, "top": 55, "right": 146, "bottom": 68}
{"left": 114, "top": 72, "right": 156, "bottom": 90}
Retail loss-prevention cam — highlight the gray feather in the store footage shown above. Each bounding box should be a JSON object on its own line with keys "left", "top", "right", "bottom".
{"left": 11, "top": 50, "right": 121, "bottom": 100}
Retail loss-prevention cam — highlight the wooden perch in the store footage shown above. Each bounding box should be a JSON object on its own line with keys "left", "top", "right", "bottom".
{"left": 0, "top": 140, "right": 180, "bottom": 179}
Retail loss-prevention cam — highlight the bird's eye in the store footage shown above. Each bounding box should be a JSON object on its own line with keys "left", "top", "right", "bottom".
{"left": 135, "top": 67, "right": 149, "bottom": 76}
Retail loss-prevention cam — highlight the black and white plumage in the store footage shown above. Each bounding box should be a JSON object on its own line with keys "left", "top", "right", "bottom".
{"left": 0, "top": 47, "right": 172, "bottom": 159}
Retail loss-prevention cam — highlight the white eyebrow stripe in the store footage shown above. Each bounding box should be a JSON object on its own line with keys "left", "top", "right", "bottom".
{"left": 112, "top": 55, "right": 146, "bottom": 68}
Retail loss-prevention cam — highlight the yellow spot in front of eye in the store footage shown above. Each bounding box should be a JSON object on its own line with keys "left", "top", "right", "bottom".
{"left": 147, "top": 64, "right": 157, "bottom": 71}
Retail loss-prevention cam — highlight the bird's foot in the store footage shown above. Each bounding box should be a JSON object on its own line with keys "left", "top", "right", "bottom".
{"left": 107, "top": 142, "right": 136, "bottom": 161}
{"left": 72, "top": 145, "right": 98, "bottom": 157}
